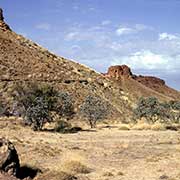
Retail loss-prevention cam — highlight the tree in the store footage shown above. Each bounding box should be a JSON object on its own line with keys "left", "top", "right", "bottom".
{"left": 80, "top": 95, "right": 109, "bottom": 128}
{"left": 55, "top": 92, "right": 74, "bottom": 119}
{"left": 13, "top": 83, "right": 74, "bottom": 130}
{"left": 134, "top": 97, "right": 180, "bottom": 123}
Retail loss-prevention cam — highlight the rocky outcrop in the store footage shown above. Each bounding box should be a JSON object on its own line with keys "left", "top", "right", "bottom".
{"left": 134, "top": 75, "right": 165, "bottom": 87}
{"left": 0, "top": 138, "right": 20, "bottom": 176}
{"left": 104, "top": 65, "right": 166, "bottom": 87}
{"left": 0, "top": 8, "right": 11, "bottom": 31}
{"left": 104, "top": 65, "right": 180, "bottom": 100}
{"left": 105, "top": 65, "right": 133, "bottom": 79}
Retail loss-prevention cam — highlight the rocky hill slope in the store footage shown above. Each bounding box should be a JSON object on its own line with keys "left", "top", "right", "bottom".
{"left": 0, "top": 9, "right": 133, "bottom": 122}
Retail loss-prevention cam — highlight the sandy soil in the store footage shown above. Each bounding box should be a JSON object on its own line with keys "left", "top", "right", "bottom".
{"left": 0, "top": 120, "right": 180, "bottom": 180}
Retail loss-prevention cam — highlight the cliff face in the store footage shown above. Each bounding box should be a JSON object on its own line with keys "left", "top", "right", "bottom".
{"left": 105, "top": 65, "right": 133, "bottom": 79}
{"left": 104, "top": 65, "right": 180, "bottom": 100}
{"left": 134, "top": 76, "right": 165, "bottom": 87}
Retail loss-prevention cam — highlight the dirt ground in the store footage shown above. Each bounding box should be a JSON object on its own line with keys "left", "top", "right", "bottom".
{"left": 0, "top": 119, "right": 180, "bottom": 180}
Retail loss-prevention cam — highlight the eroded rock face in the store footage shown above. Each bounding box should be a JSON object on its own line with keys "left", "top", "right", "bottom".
{"left": 0, "top": 138, "right": 20, "bottom": 176}
{"left": 105, "top": 65, "right": 133, "bottom": 79}
{"left": 104, "top": 65, "right": 166, "bottom": 87}
{"left": 134, "top": 75, "right": 165, "bottom": 87}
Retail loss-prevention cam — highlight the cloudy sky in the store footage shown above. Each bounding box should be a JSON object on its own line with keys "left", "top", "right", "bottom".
{"left": 1, "top": 0, "right": 180, "bottom": 90}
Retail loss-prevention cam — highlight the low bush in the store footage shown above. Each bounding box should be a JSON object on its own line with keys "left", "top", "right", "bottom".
{"left": 55, "top": 120, "right": 82, "bottom": 134}
{"left": 134, "top": 97, "right": 180, "bottom": 124}
{"left": 54, "top": 120, "right": 72, "bottom": 133}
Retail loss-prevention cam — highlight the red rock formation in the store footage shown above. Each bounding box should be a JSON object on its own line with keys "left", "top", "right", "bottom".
{"left": 134, "top": 75, "right": 165, "bottom": 87}
{"left": 105, "top": 65, "right": 165, "bottom": 87}
{"left": 105, "top": 65, "right": 133, "bottom": 79}
{"left": 104, "top": 65, "right": 180, "bottom": 100}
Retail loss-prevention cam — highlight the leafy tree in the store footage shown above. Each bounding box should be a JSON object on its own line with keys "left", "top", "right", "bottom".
{"left": 13, "top": 83, "right": 74, "bottom": 130}
{"left": 80, "top": 95, "right": 109, "bottom": 128}
{"left": 134, "top": 97, "right": 168, "bottom": 122}
{"left": 55, "top": 92, "right": 74, "bottom": 118}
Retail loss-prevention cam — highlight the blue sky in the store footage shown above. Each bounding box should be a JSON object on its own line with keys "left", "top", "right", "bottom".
{"left": 1, "top": 0, "right": 180, "bottom": 90}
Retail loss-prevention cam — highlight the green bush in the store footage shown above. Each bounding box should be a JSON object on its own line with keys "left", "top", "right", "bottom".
{"left": 0, "top": 101, "right": 6, "bottom": 116}
{"left": 0, "top": 100, "right": 10, "bottom": 117}
{"left": 54, "top": 120, "right": 72, "bottom": 133}
{"left": 55, "top": 120, "right": 82, "bottom": 133}
{"left": 134, "top": 97, "right": 180, "bottom": 124}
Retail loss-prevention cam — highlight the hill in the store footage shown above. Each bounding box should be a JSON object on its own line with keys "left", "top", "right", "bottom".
{"left": 0, "top": 9, "right": 132, "bottom": 122}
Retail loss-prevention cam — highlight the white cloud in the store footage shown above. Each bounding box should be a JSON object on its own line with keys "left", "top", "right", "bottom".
{"left": 101, "top": 20, "right": 111, "bottom": 26}
{"left": 159, "top": 33, "right": 179, "bottom": 41}
{"left": 116, "top": 24, "right": 153, "bottom": 36}
{"left": 116, "top": 27, "right": 135, "bottom": 36}
{"left": 111, "top": 50, "right": 174, "bottom": 70}
{"left": 35, "top": 23, "right": 51, "bottom": 31}
{"left": 64, "top": 32, "right": 79, "bottom": 41}
{"left": 135, "top": 24, "right": 154, "bottom": 31}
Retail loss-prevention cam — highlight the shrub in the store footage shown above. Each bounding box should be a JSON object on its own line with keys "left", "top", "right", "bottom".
{"left": 55, "top": 92, "right": 74, "bottom": 118}
{"left": 169, "top": 101, "right": 180, "bottom": 110}
{"left": 0, "top": 100, "right": 11, "bottom": 117}
{"left": 0, "top": 101, "right": 6, "bottom": 116}
{"left": 54, "top": 120, "right": 72, "bottom": 133}
{"left": 55, "top": 120, "right": 82, "bottom": 134}
{"left": 134, "top": 97, "right": 180, "bottom": 124}
{"left": 80, "top": 95, "right": 109, "bottom": 128}
{"left": 13, "top": 83, "right": 74, "bottom": 131}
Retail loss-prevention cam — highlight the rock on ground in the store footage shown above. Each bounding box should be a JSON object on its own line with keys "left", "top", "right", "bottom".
{"left": 0, "top": 137, "right": 20, "bottom": 176}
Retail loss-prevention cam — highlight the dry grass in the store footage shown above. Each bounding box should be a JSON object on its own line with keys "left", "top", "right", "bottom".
{"left": 54, "top": 151, "right": 91, "bottom": 175}
{"left": 131, "top": 122, "right": 152, "bottom": 130}
{"left": 150, "top": 123, "right": 166, "bottom": 131}
{"left": 118, "top": 124, "right": 131, "bottom": 131}
{"left": 63, "top": 161, "right": 91, "bottom": 174}
{"left": 0, "top": 119, "right": 180, "bottom": 180}
{"left": 35, "top": 171, "right": 77, "bottom": 180}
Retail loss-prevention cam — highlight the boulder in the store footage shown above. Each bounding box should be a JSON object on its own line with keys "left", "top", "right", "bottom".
{"left": 0, "top": 138, "right": 20, "bottom": 176}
